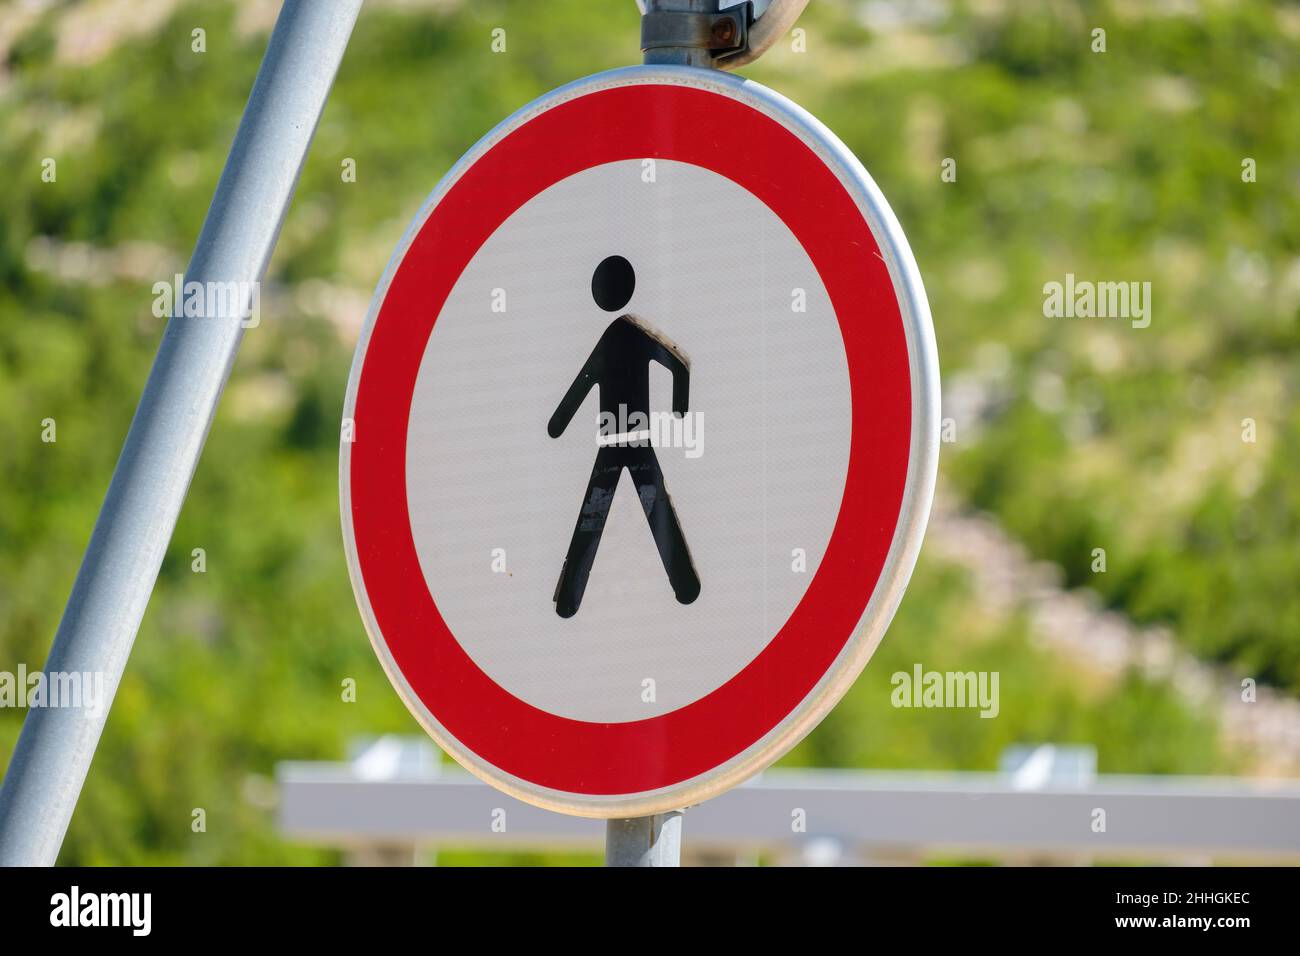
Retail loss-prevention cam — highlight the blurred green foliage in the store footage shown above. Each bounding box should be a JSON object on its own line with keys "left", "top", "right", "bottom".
{"left": 2, "top": 0, "right": 1290, "bottom": 864}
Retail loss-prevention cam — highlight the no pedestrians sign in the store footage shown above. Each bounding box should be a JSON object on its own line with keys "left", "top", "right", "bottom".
{"left": 342, "top": 66, "right": 938, "bottom": 817}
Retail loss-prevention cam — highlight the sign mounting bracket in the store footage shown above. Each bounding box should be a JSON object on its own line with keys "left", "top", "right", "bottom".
{"left": 640, "top": 2, "right": 752, "bottom": 67}
{"left": 637, "top": 0, "right": 810, "bottom": 70}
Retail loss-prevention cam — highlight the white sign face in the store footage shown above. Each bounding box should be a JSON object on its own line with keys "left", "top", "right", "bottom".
{"left": 343, "top": 66, "right": 938, "bottom": 817}
{"left": 406, "top": 159, "right": 851, "bottom": 723}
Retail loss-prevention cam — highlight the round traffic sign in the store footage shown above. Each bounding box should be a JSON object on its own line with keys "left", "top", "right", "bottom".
{"left": 341, "top": 65, "right": 938, "bottom": 817}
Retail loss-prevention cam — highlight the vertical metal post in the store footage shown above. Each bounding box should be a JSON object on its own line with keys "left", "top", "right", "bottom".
{"left": 604, "top": 0, "right": 743, "bottom": 872}
{"left": 605, "top": 811, "right": 683, "bottom": 867}
{"left": 0, "top": 0, "right": 363, "bottom": 867}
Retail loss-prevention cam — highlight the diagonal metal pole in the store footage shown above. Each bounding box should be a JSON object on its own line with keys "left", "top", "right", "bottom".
{"left": 0, "top": 0, "right": 364, "bottom": 866}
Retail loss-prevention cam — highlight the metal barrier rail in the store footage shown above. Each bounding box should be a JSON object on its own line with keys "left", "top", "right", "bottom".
{"left": 277, "top": 752, "right": 1300, "bottom": 865}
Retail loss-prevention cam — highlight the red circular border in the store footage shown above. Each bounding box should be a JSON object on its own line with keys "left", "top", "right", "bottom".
{"left": 349, "top": 81, "right": 912, "bottom": 796}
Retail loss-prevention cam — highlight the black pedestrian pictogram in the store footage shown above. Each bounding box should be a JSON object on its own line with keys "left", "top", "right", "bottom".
{"left": 547, "top": 255, "right": 701, "bottom": 618}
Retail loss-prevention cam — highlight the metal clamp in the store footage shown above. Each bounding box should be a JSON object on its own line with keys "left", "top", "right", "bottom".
{"left": 640, "top": 3, "right": 752, "bottom": 67}
{"left": 638, "top": 0, "right": 809, "bottom": 71}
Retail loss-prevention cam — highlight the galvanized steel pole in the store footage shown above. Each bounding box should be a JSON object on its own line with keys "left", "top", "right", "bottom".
{"left": 0, "top": 0, "right": 363, "bottom": 866}
{"left": 604, "top": 0, "right": 786, "bottom": 870}
{"left": 608, "top": 0, "right": 808, "bottom": 869}
{"left": 605, "top": 812, "right": 684, "bottom": 867}
{"left": 597, "top": 0, "right": 745, "bottom": 869}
